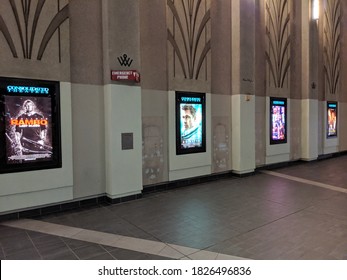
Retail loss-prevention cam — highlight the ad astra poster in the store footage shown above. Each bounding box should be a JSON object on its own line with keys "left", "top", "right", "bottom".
{"left": 5, "top": 95, "right": 53, "bottom": 164}
{"left": 271, "top": 99, "right": 286, "bottom": 142}
{"left": 180, "top": 102, "right": 203, "bottom": 149}
{"left": 327, "top": 102, "right": 337, "bottom": 137}
{"left": 176, "top": 92, "right": 205, "bottom": 153}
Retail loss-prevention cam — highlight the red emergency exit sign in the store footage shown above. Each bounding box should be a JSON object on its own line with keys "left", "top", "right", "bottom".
{"left": 111, "top": 70, "right": 140, "bottom": 82}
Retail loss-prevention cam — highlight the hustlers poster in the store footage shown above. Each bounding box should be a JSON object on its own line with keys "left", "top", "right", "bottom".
{"left": 270, "top": 97, "right": 287, "bottom": 145}
{"left": 327, "top": 102, "right": 337, "bottom": 138}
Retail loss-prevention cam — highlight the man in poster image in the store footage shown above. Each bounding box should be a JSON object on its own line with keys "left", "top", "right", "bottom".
{"left": 181, "top": 104, "right": 202, "bottom": 148}
{"left": 13, "top": 99, "right": 50, "bottom": 155}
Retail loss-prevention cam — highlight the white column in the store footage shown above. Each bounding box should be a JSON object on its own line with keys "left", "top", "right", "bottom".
{"left": 301, "top": 0, "right": 319, "bottom": 160}
{"left": 231, "top": 0, "right": 256, "bottom": 174}
{"left": 301, "top": 100, "right": 319, "bottom": 160}
{"left": 104, "top": 85, "right": 142, "bottom": 198}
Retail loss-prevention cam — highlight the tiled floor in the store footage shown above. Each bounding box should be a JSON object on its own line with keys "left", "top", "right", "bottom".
{"left": 1, "top": 155, "right": 347, "bottom": 260}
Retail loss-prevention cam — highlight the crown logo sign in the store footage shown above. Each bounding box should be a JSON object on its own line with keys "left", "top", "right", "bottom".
{"left": 117, "top": 54, "right": 133, "bottom": 67}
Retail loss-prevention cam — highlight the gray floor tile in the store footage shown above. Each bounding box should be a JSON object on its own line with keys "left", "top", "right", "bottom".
{"left": 72, "top": 244, "right": 109, "bottom": 260}
{"left": 42, "top": 249, "right": 78, "bottom": 260}
{"left": 5, "top": 249, "right": 42, "bottom": 260}
{"left": 87, "top": 252, "right": 115, "bottom": 260}
{"left": 105, "top": 246, "right": 173, "bottom": 260}
{"left": 35, "top": 241, "right": 71, "bottom": 257}
{"left": 2, "top": 238, "right": 35, "bottom": 256}
{"left": 61, "top": 238, "right": 95, "bottom": 250}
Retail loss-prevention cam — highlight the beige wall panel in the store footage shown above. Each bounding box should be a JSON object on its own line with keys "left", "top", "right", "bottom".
{"left": 254, "top": 0, "right": 270, "bottom": 165}
{"left": 291, "top": 0, "right": 303, "bottom": 100}
{"left": 317, "top": 12, "right": 325, "bottom": 102}
{"left": 239, "top": 0, "right": 255, "bottom": 96}
{"left": 211, "top": 0, "right": 231, "bottom": 95}
{"left": 70, "top": 0, "right": 103, "bottom": 85}
{"left": 139, "top": 1, "right": 167, "bottom": 91}
{"left": 255, "top": 0, "right": 266, "bottom": 98}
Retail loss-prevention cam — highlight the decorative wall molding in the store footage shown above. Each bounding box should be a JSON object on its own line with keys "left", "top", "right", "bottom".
{"left": 265, "top": 0, "right": 291, "bottom": 89}
{"left": 0, "top": 0, "right": 69, "bottom": 61}
{"left": 167, "top": 0, "right": 211, "bottom": 81}
{"left": 323, "top": 0, "right": 341, "bottom": 95}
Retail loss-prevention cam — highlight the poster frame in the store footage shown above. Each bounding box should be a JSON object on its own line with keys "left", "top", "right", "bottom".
{"left": 175, "top": 91, "right": 206, "bottom": 155}
{"left": 269, "top": 97, "right": 288, "bottom": 145}
{"left": 0, "top": 76, "right": 62, "bottom": 174}
{"left": 327, "top": 101, "right": 338, "bottom": 138}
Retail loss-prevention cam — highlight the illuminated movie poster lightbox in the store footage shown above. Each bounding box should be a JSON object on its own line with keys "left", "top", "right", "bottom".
{"left": 0, "top": 77, "right": 62, "bottom": 173}
{"left": 270, "top": 97, "right": 287, "bottom": 145}
{"left": 327, "top": 101, "right": 338, "bottom": 138}
{"left": 175, "top": 91, "right": 206, "bottom": 155}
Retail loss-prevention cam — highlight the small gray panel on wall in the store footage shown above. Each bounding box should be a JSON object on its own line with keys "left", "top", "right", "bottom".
{"left": 121, "top": 133, "right": 134, "bottom": 150}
